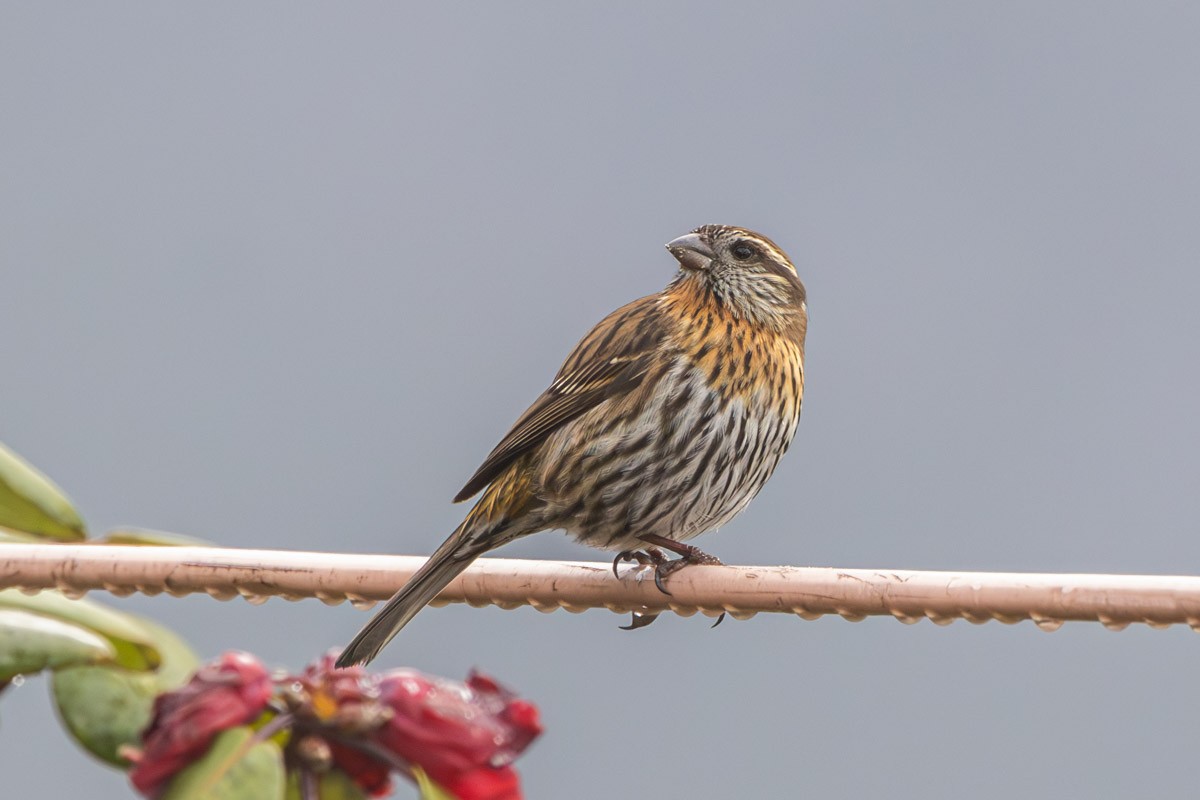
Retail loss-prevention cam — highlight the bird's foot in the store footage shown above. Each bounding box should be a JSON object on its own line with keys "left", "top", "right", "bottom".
{"left": 635, "top": 534, "right": 724, "bottom": 596}
{"left": 611, "top": 546, "right": 669, "bottom": 578}
{"left": 612, "top": 538, "right": 728, "bottom": 629}
{"left": 635, "top": 534, "right": 727, "bottom": 627}
{"left": 612, "top": 549, "right": 668, "bottom": 630}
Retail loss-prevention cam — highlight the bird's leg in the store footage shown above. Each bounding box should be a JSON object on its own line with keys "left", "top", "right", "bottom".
{"left": 635, "top": 534, "right": 727, "bottom": 627}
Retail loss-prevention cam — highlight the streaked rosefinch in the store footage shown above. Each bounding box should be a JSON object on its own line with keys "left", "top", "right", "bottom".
{"left": 338, "top": 225, "right": 807, "bottom": 666}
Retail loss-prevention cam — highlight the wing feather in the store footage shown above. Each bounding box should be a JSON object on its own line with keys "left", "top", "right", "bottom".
{"left": 453, "top": 294, "right": 664, "bottom": 502}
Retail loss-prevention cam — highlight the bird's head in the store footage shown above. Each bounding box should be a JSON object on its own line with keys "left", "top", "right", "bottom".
{"left": 666, "top": 225, "right": 806, "bottom": 327}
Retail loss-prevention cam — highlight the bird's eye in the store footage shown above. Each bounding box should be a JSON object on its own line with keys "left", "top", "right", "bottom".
{"left": 730, "top": 241, "right": 757, "bottom": 261}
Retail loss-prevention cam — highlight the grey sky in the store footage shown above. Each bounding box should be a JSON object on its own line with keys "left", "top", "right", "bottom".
{"left": 3, "top": 3, "right": 1200, "bottom": 797}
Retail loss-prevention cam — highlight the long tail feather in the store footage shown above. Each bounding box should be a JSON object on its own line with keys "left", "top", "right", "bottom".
{"left": 335, "top": 524, "right": 482, "bottom": 667}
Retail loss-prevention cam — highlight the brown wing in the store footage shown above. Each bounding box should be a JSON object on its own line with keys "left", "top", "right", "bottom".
{"left": 453, "top": 294, "right": 665, "bottom": 502}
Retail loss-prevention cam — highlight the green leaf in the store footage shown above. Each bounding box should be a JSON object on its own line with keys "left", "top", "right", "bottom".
{"left": 0, "top": 528, "right": 43, "bottom": 543}
{"left": 0, "top": 589, "right": 161, "bottom": 671}
{"left": 0, "top": 442, "right": 86, "bottom": 541}
{"left": 51, "top": 615, "right": 200, "bottom": 766}
{"left": 414, "top": 767, "right": 457, "bottom": 800}
{"left": 284, "top": 769, "right": 367, "bottom": 800}
{"left": 0, "top": 608, "right": 116, "bottom": 679}
{"left": 100, "top": 528, "right": 212, "bottom": 546}
{"left": 161, "top": 726, "right": 285, "bottom": 800}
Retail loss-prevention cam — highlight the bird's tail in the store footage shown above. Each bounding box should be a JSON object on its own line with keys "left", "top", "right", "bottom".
{"left": 335, "top": 521, "right": 485, "bottom": 668}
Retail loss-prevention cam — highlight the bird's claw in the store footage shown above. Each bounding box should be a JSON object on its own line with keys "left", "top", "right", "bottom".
{"left": 619, "top": 611, "right": 660, "bottom": 630}
{"left": 611, "top": 549, "right": 640, "bottom": 578}
{"left": 611, "top": 546, "right": 669, "bottom": 578}
{"left": 617, "top": 609, "right": 724, "bottom": 630}
{"left": 648, "top": 555, "right": 704, "bottom": 595}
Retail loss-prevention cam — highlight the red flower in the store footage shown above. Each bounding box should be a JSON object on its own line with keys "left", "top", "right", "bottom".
{"left": 440, "top": 765, "right": 523, "bottom": 800}
{"left": 128, "top": 651, "right": 273, "bottom": 797}
{"left": 375, "top": 669, "right": 543, "bottom": 800}
{"left": 125, "top": 651, "right": 541, "bottom": 800}
{"left": 327, "top": 740, "right": 393, "bottom": 797}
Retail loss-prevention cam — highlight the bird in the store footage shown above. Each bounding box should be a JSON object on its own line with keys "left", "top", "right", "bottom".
{"left": 336, "top": 224, "right": 807, "bottom": 667}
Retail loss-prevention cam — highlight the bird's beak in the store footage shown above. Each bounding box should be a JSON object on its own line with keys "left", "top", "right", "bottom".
{"left": 666, "top": 233, "right": 715, "bottom": 272}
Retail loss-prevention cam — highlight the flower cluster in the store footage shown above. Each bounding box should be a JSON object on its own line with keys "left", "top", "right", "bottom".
{"left": 125, "top": 651, "right": 542, "bottom": 800}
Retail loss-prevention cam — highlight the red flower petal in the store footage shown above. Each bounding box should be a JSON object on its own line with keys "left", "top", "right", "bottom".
{"left": 441, "top": 766, "right": 523, "bottom": 800}
{"left": 129, "top": 652, "right": 272, "bottom": 797}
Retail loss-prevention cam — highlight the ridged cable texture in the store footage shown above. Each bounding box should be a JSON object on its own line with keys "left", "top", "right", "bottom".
{"left": 3, "top": 543, "right": 1200, "bottom": 633}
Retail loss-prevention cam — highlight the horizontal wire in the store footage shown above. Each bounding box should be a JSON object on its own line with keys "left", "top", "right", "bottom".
{"left": 3, "top": 543, "right": 1200, "bottom": 632}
